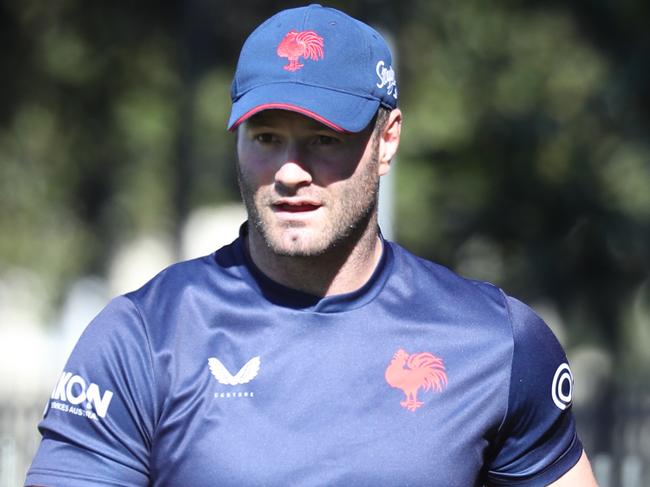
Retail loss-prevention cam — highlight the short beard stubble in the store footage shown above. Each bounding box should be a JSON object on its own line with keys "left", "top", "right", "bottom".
{"left": 237, "top": 127, "right": 383, "bottom": 259}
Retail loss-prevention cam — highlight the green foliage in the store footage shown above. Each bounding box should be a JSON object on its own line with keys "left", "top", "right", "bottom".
{"left": 390, "top": 1, "right": 650, "bottom": 362}
{"left": 0, "top": 1, "right": 648, "bottom": 372}
{"left": 191, "top": 69, "right": 238, "bottom": 208}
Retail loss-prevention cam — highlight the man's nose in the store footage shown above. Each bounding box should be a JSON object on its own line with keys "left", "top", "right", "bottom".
{"left": 274, "top": 145, "right": 312, "bottom": 189}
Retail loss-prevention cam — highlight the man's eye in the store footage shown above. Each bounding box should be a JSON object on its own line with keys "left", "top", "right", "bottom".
{"left": 254, "top": 133, "right": 279, "bottom": 144}
{"left": 314, "top": 135, "right": 339, "bottom": 145}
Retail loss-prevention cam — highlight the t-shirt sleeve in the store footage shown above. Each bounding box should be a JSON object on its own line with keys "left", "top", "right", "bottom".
{"left": 486, "top": 295, "right": 583, "bottom": 486}
{"left": 25, "top": 295, "right": 156, "bottom": 487}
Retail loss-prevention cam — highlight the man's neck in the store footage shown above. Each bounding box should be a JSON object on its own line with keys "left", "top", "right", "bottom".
{"left": 245, "top": 223, "right": 383, "bottom": 297}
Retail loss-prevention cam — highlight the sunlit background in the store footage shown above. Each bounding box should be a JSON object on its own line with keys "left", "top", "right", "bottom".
{"left": 1, "top": 1, "right": 649, "bottom": 485}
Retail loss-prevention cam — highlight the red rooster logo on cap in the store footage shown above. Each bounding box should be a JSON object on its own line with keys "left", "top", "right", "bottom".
{"left": 385, "top": 349, "right": 448, "bottom": 411}
{"left": 277, "top": 30, "right": 324, "bottom": 71}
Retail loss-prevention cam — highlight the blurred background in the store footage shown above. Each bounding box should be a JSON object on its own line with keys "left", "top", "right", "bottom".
{"left": 1, "top": 0, "right": 649, "bottom": 485}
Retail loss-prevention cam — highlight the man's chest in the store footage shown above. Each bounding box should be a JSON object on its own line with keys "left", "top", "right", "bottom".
{"left": 147, "top": 310, "right": 511, "bottom": 486}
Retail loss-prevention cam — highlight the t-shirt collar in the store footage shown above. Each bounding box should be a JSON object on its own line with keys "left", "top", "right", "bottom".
{"left": 233, "top": 222, "right": 393, "bottom": 313}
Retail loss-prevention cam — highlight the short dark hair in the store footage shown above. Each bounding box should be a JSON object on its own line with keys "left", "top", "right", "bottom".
{"left": 374, "top": 106, "right": 392, "bottom": 135}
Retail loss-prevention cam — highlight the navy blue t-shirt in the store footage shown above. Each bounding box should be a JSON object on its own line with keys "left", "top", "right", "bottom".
{"left": 26, "top": 233, "right": 582, "bottom": 486}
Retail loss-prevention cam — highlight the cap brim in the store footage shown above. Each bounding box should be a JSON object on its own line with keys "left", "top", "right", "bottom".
{"left": 228, "top": 83, "right": 380, "bottom": 133}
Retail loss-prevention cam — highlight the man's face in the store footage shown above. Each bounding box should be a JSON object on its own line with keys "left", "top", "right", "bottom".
{"left": 236, "top": 110, "right": 383, "bottom": 258}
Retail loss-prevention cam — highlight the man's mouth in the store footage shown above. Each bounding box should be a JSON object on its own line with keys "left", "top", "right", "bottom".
{"left": 273, "top": 200, "right": 321, "bottom": 213}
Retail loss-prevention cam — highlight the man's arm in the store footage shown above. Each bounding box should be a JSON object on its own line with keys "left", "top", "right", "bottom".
{"left": 485, "top": 296, "right": 596, "bottom": 485}
{"left": 548, "top": 451, "right": 599, "bottom": 486}
{"left": 25, "top": 296, "right": 154, "bottom": 486}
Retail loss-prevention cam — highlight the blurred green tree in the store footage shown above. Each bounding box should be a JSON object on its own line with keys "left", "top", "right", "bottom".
{"left": 1, "top": 0, "right": 650, "bottom": 482}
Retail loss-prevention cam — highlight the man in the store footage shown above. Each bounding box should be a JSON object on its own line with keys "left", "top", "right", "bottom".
{"left": 26, "top": 5, "right": 598, "bottom": 486}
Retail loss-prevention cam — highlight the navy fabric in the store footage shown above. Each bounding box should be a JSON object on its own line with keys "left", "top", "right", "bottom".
{"left": 26, "top": 232, "right": 582, "bottom": 486}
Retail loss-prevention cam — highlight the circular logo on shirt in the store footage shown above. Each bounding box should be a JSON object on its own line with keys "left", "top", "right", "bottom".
{"left": 551, "top": 363, "right": 573, "bottom": 410}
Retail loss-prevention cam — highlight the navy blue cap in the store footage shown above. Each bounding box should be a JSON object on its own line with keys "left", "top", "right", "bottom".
{"left": 228, "top": 4, "right": 398, "bottom": 133}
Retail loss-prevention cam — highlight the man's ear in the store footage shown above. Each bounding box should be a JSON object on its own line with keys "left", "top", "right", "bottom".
{"left": 378, "top": 109, "right": 402, "bottom": 176}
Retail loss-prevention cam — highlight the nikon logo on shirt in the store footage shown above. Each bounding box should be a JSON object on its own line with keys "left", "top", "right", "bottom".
{"left": 49, "top": 371, "right": 114, "bottom": 420}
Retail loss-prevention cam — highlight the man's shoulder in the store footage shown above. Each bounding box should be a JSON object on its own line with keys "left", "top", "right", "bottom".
{"left": 386, "top": 240, "right": 504, "bottom": 304}
{"left": 126, "top": 239, "right": 244, "bottom": 307}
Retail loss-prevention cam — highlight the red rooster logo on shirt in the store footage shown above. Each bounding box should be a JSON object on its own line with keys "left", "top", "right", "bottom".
{"left": 277, "top": 30, "right": 324, "bottom": 71}
{"left": 385, "top": 349, "right": 448, "bottom": 411}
